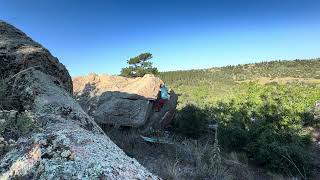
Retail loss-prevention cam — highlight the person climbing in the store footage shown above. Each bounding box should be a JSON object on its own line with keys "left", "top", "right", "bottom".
{"left": 160, "top": 84, "right": 170, "bottom": 100}
{"left": 155, "top": 84, "right": 170, "bottom": 112}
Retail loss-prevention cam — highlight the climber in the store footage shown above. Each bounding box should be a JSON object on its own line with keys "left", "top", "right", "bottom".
{"left": 160, "top": 84, "right": 170, "bottom": 100}
{"left": 155, "top": 84, "right": 170, "bottom": 112}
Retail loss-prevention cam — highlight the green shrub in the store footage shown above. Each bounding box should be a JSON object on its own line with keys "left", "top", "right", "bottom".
{"left": 0, "top": 78, "right": 17, "bottom": 110}
{"left": 0, "top": 112, "right": 36, "bottom": 140}
{"left": 218, "top": 125, "right": 249, "bottom": 151}
{"left": 246, "top": 129, "right": 312, "bottom": 177}
{"left": 0, "top": 111, "right": 38, "bottom": 157}
{"left": 211, "top": 83, "right": 318, "bottom": 178}
{"left": 160, "top": 59, "right": 320, "bottom": 178}
{"left": 0, "top": 78, "right": 8, "bottom": 109}
{"left": 173, "top": 104, "right": 208, "bottom": 138}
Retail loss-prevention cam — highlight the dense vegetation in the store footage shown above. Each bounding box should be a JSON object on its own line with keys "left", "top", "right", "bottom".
{"left": 161, "top": 59, "right": 320, "bottom": 107}
{"left": 214, "top": 83, "right": 319, "bottom": 176}
{"left": 161, "top": 59, "right": 320, "bottom": 178}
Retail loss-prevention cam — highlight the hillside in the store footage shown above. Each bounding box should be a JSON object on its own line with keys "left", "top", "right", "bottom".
{"left": 160, "top": 59, "right": 320, "bottom": 107}
{"left": 158, "top": 59, "right": 320, "bottom": 179}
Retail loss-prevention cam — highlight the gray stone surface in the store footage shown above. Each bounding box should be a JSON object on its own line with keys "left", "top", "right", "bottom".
{"left": 0, "top": 21, "right": 73, "bottom": 94}
{"left": 0, "top": 21, "right": 159, "bottom": 179}
{"left": 94, "top": 91, "right": 153, "bottom": 127}
{"left": 73, "top": 74, "right": 178, "bottom": 129}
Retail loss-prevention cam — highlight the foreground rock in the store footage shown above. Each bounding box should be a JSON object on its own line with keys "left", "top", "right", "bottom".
{"left": 0, "top": 21, "right": 158, "bottom": 179}
{"left": 0, "top": 21, "right": 72, "bottom": 94}
{"left": 73, "top": 73, "right": 178, "bottom": 131}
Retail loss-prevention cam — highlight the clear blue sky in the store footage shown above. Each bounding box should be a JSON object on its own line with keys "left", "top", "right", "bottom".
{"left": 1, "top": 0, "right": 320, "bottom": 76}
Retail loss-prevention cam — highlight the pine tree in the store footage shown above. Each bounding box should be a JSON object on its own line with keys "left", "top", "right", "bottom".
{"left": 120, "top": 53, "right": 159, "bottom": 77}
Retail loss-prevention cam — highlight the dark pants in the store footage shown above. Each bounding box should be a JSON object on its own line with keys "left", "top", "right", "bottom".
{"left": 155, "top": 99, "right": 166, "bottom": 111}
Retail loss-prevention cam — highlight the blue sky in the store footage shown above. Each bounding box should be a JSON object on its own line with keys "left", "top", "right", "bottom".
{"left": 1, "top": 0, "right": 320, "bottom": 76}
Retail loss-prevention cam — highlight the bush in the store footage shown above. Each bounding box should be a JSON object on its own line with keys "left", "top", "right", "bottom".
{"left": 173, "top": 104, "right": 208, "bottom": 138}
{"left": 0, "top": 78, "right": 9, "bottom": 109}
{"left": 246, "top": 129, "right": 312, "bottom": 177}
{"left": 0, "top": 111, "right": 38, "bottom": 157}
{"left": 218, "top": 125, "right": 249, "bottom": 152}
{"left": 0, "top": 111, "right": 36, "bottom": 140}
{"left": 211, "top": 83, "right": 318, "bottom": 178}
{"left": 0, "top": 78, "right": 17, "bottom": 110}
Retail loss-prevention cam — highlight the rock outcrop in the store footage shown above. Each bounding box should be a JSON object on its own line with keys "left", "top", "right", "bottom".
{"left": 0, "top": 21, "right": 158, "bottom": 179}
{"left": 73, "top": 73, "right": 177, "bottom": 130}
{"left": 0, "top": 21, "right": 73, "bottom": 94}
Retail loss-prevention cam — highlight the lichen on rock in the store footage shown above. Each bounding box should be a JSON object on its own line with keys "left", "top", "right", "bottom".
{"left": 0, "top": 21, "right": 159, "bottom": 179}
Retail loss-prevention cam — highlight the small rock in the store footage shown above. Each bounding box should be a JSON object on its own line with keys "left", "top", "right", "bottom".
{"left": 47, "top": 146, "right": 53, "bottom": 153}
{"left": 9, "top": 143, "right": 15, "bottom": 148}
{"left": 69, "top": 152, "right": 76, "bottom": 161}
{"left": 39, "top": 139, "right": 47, "bottom": 146}
{"left": 8, "top": 139, "right": 15, "bottom": 144}
{"left": 0, "top": 119, "right": 5, "bottom": 124}
{"left": 9, "top": 110, "right": 17, "bottom": 119}
{"left": 0, "top": 144, "right": 4, "bottom": 150}
{"left": 61, "top": 150, "right": 71, "bottom": 158}
{"left": 0, "top": 137, "right": 4, "bottom": 143}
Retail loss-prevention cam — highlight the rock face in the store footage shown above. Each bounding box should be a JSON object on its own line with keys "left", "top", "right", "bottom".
{"left": 0, "top": 21, "right": 158, "bottom": 179}
{"left": 0, "top": 21, "right": 73, "bottom": 94}
{"left": 73, "top": 73, "right": 178, "bottom": 130}
{"left": 73, "top": 73, "right": 164, "bottom": 100}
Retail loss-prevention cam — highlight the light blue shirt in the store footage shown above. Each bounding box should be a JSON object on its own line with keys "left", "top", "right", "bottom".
{"left": 160, "top": 86, "right": 169, "bottom": 100}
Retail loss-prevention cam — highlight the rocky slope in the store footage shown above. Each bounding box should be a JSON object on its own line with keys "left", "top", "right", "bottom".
{"left": 73, "top": 73, "right": 177, "bottom": 131}
{"left": 0, "top": 21, "right": 158, "bottom": 179}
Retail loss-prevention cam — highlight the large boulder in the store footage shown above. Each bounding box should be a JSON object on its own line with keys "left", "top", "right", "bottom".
{"left": 0, "top": 21, "right": 73, "bottom": 94}
{"left": 73, "top": 73, "right": 178, "bottom": 130}
{"left": 0, "top": 21, "right": 158, "bottom": 179}
{"left": 73, "top": 73, "right": 163, "bottom": 100}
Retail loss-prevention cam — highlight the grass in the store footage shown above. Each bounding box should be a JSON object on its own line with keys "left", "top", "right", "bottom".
{"left": 102, "top": 125, "right": 264, "bottom": 180}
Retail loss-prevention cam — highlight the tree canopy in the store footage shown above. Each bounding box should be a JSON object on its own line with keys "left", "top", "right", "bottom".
{"left": 120, "top": 53, "right": 159, "bottom": 77}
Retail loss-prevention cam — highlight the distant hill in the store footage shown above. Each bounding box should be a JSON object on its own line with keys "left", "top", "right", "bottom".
{"left": 160, "top": 58, "right": 320, "bottom": 107}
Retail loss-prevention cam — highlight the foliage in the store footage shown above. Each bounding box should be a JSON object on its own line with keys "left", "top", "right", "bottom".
{"left": 210, "top": 83, "right": 318, "bottom": 177}
{"left": 128, "top": 52, "right": 153, "bottom": 65}
{"left": 160, "top": 59, "right": 320, "bottom": 108}
{"left": 0, "top": 111, "right": 38, "bottom": 157}
{"left": 0, "top": 77, "right": 20, "bottom": 110}
{"left": 161, "top": 59, "right": 320, "bottom": 85}
{"left": 173, "top": 104, "right": 208, "bottom": 138}
{"left": 0, "top": 78, "right": 6, "bottom": 108}
{"left": 0, "top": 78, "right": 39, "bottom": 157}
{"left": 0, "top": 78, "right": 12, "bottom": 110}
{"left": 161, "top": 59, "right": 320, "bottom": 178}
{"left": 120, "top": 52, "right": 159, "bottom": 77}
{"left": 0, "top": 112, "right": 37, "bottom": 140}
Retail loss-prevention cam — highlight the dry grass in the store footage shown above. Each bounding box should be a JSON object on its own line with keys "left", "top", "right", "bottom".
{"left": 102, "top": 126, "right": 262, "bottom": 179}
